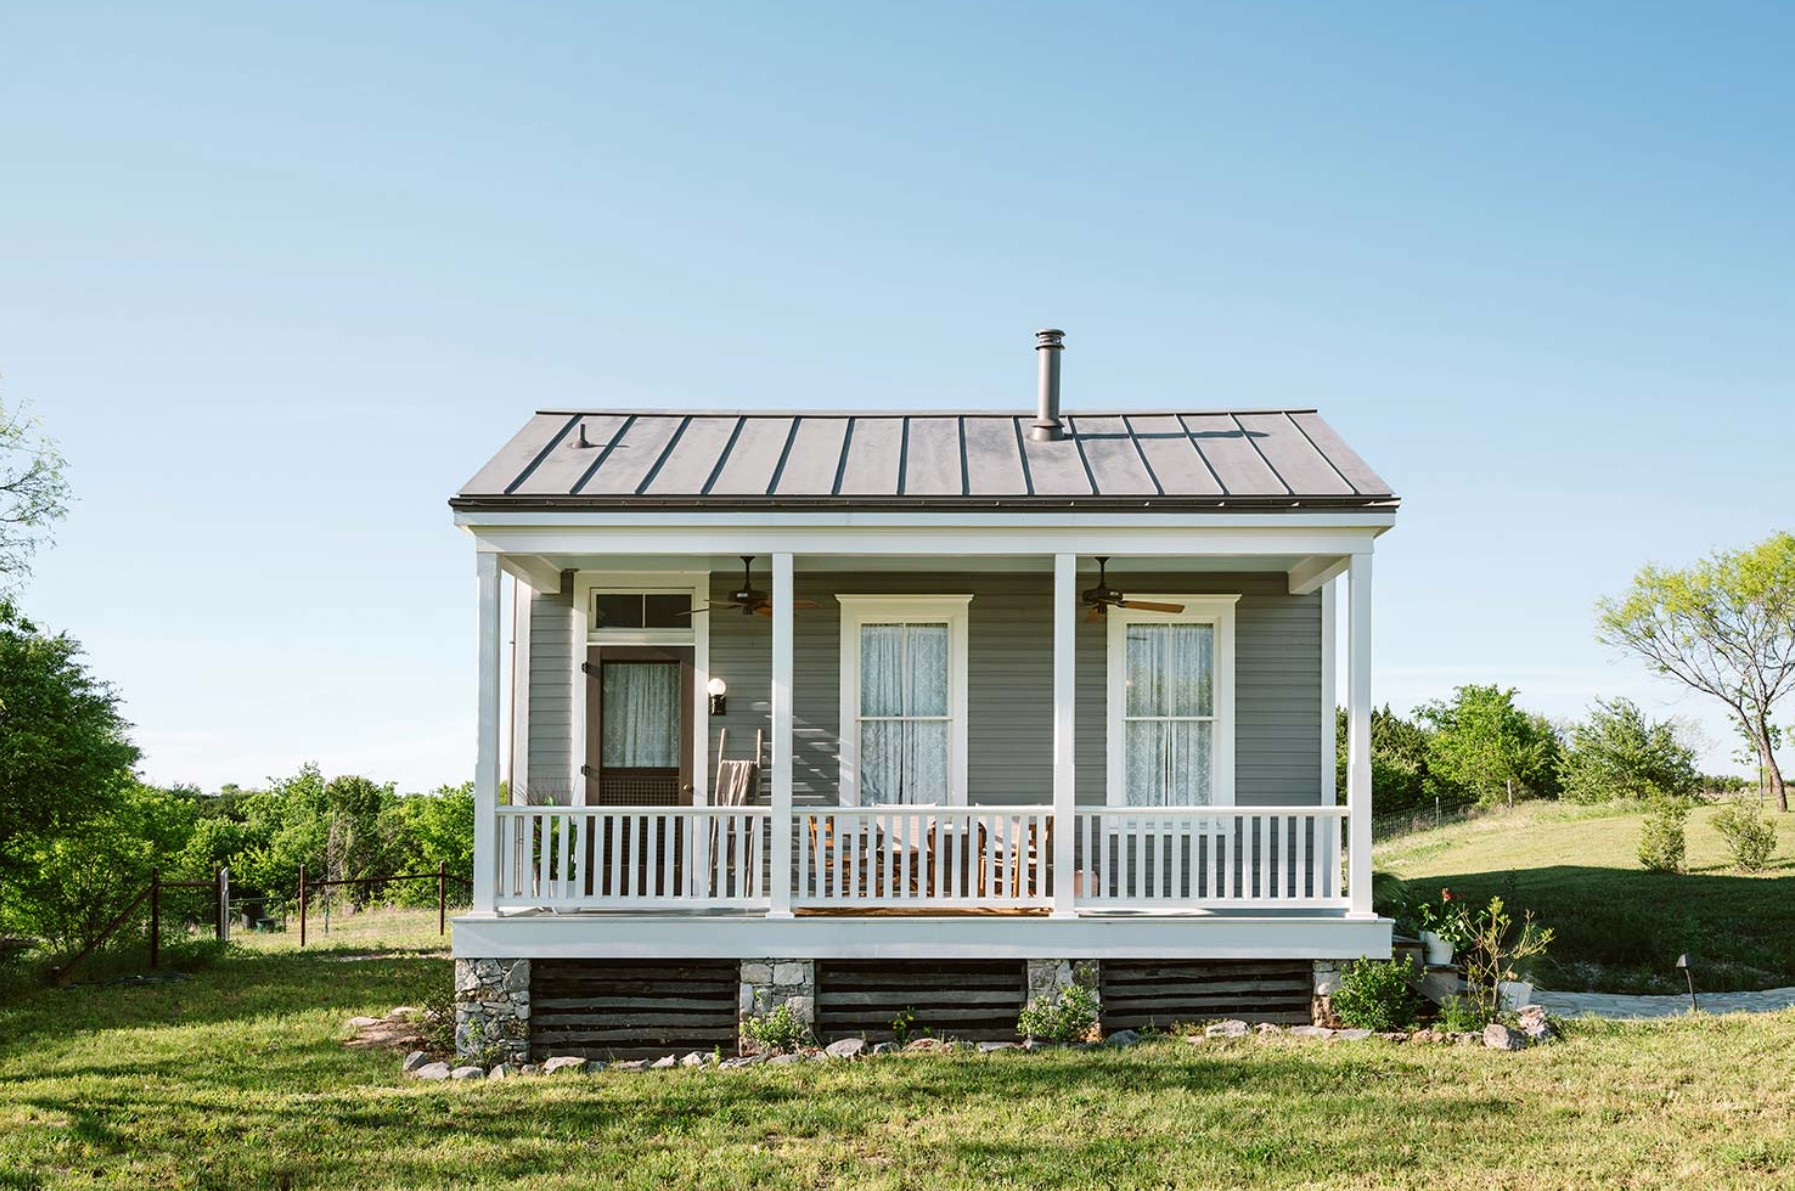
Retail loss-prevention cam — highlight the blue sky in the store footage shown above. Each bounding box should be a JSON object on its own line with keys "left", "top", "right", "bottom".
{"left": 3, "top": 2, "right": 1791, "bottom": 791}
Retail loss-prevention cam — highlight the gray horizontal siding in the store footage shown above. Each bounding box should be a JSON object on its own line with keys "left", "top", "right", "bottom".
{"left": 705, "top": 570, "right": 1321, "bottom": 807}
{"left": 525, "top": 579, "right": 574, "bottom": 805}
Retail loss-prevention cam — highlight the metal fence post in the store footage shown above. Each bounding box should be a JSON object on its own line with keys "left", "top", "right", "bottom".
{"left": 438, "top": 860, "right": 447, "bottom": 936}
{"left": 298, "top": 864, "right": 307, "bottom": 948}
{"left": 148, "top": 868, "right": 161, "bottom": 970}
{"left": 216, "top": 867, "right": 231, "bottom": 943}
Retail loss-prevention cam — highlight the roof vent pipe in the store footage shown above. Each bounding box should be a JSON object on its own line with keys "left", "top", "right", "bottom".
{"left": 1030, "top": 328, "right": 1066, "bottom": 442}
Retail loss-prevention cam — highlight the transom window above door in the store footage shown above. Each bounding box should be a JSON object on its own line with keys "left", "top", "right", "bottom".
{"left": 1106, "top": 596, "right": 1237, "bottom": 807}
{"left": 838, "top": 596, "right": 971, "bottom": 806}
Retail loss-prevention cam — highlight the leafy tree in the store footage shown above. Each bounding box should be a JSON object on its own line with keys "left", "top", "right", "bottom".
{"left": 1598, "top": 532, "right": 1795, "bottom": 811}
{"left": 1559, "top": 698, "right": 1700, "bottom": 803}
{"left": 0, "top": 396, "right": 69, "bottom": 584}
{"left": 0, "top": 602, "right": 141, "bottom": 898}
{"left": 1417, "top": 685, "right": 1562, "bottom": 807}
{"left": 1335, "top": 704, "right": 1436, "bottom": 814}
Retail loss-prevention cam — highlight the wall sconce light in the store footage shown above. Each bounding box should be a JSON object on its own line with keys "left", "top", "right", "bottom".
{"left": 707, "top": 676, "right": 728, "bottom": 716}
{"left": 1675, "top": 953, "right": 1698, "bottom": 1013}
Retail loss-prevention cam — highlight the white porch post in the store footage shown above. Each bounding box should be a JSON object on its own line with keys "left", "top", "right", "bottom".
{"left": 1346, "top": 552, "right": 1374, "bottom": 917}
{"left": 768, "top": 551, "right": 795, "bottom": 917}
{"left": 1052, "top": 553, "right": 1077, "bottom": 916}
{"left": 472, "top": 551, "right": 502, "bottom": 913}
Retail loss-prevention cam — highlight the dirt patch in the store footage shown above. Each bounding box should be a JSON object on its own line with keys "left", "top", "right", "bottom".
{"left": 343, "top": 1009, "right": 430, "bottom": 1052}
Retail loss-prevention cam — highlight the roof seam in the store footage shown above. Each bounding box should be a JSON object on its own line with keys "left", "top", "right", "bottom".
{"left": 767, "top": 418, "right": 802, "bottom": 497}
{"left": 569, "top": 413, "right": 637, "bottom": 495}
{"left": 957, "top": 418, "right": 970, "bottom": 496}
{"left": 1176, "top": 415, "right": 1231, "bottom": 497}
{"left": 699, "top": 417, "right": 746, "bottom": 496}
{"left": 1119, "top": 414, "right": 1166, "bottom": 497}
{"left": 1012, "top": 417, "right": 1037, "bottom": 497}
{"left": 1231, "top": 413, "right": 1293, "bottom": 496}
{"left": 502, "top": 413, "right": 582, "bottom": 495}
{"left": 832, "top": 418, "right": 854, "bottom": 496}
{"left": 633, "top": 415, "right": 691, "bottom": 495}
{"left": 896, "top": 418, "right": 912, "bottom": 496}
{"left": 1284, "top": 412, "right": 1361, "bottom": 496}
{"left": 1069, "top": 418, "right": 1100, "bottom": 497}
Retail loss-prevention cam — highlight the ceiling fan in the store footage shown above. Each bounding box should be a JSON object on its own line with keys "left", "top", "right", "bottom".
{"left": 1081, "top": 557, "right": 1186, "bottom": 621}
{"left": 681, "top": 556, "right": 821, "bottom": 617}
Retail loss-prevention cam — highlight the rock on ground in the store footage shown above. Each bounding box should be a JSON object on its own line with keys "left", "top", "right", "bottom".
{"left": 450, "top": 1066, "right": 484, "bottom": 1080}
{"left": 489, "top": 1064, "right": 516, "bottom": 1079}
{"left": 1104, "top": 1029, "right": 1143, "bottom": 1047}
{"left": 1204, "top": 1020, "right": 1249, "bottom": 1039}
{"left": 402, "top": 1051, "right": 432, "bottom": 1073}
{"left": 977, "top": 1041, "right": 1019, "bottom": 1053}
{"left": 650, "top": 1055, "right": 678, "bottom": 1070}
{"left": 1518, "top": 1005, "right": 1558, "bottom": 1043}
{"left": 1483, "top": 1023, "right": 1526, "bottom": 1051}
{"left": 347, "top": 1016, "right": 381, "bottom": 1030}
{"left": 541, "top": 1056, "right": 588, "bottom": 1075}
{"left": 825, "top": 1037, "right": 868, "bottom": 1059}
{"left": 411, "top": 1062, "right": 452, "bottom": 1081}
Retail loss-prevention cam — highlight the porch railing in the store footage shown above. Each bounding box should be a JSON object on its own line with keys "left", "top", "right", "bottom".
{"left": 491, "top": 803, "right": 1353, "bottom": 913}
{"left": 495, "top": 805, "right": 773, "bottom": 910}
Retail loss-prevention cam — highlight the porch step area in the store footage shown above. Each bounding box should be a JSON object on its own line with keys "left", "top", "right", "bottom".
{"left": 529, "top": 959, "right": 739, "bottom": 1060}
{"left": 815, "top": 960, "right": 1028, "bottom": 1044}
{"left": 1100, "top": 961, "right": 1314, "bottom": 1030}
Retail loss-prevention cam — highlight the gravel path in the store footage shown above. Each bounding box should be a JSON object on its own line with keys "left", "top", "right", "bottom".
{"left": 1532, "top": 986, "right": 1795, "bottom": 1020}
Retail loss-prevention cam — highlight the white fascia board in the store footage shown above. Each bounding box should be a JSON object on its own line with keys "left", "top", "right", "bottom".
{"left": 464, "top": 524, "right": 1388, "bottom": 559}
{"left": 498, "top": 554, "right": 564, "bottom": 594}
{"left": 1287, "top": 555, "right": 1351, "bottom": 596}
{"left": 457, "top": 509, "right": 1396, "bottom": 531}
{"left": 451, "top": 912, "right": 1394, "bottom": 961}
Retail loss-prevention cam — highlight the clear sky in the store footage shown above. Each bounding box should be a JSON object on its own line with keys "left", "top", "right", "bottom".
{"left": 4, "top": 2, "right": 1791, "bottom": 792}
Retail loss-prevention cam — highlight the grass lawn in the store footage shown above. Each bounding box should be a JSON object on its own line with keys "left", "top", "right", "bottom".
{"left": 4, "top": 940, "right": 1795, "bottom": 1189}
{"left": 1374, "top": 800, "right": 1795, "bottom": 994}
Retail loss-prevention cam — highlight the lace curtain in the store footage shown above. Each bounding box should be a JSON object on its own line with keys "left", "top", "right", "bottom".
{"left": 600, "top": 663, "right": 680, "bottom": 767}
{"left": 859, "top": 622, "right": 949, "bottom": 804}
{"left": 1123, "top": 623, "right": 1214, "bottom": 806}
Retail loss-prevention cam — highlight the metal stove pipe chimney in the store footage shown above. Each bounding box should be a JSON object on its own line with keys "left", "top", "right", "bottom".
{"left": 1030, "top": 328, "right": 1066, "bottom": 442}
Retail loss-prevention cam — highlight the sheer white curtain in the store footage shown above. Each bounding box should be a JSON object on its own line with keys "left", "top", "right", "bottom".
{"left": 1123, "top": 624, "right": 1214, "bottom": 806}
{"left": 859, "top": 622, "right": 949, "bottom": 804}
{"left": 601, "top": 663, "right": 680, "bottom": 767}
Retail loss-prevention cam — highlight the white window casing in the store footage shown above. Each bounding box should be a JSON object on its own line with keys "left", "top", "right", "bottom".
{"left": 837, "top": 595, "right": 972, "bottom": 806}
{"left": 1105, "top": 595, "right": 1239, "bottom": 808}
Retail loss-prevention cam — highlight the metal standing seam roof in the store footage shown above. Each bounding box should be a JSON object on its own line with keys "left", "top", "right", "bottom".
{"left": 452, "top": 410, "right": 1398, "bottom": 512}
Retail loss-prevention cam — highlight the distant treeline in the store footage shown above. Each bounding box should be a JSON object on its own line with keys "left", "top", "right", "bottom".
{"left": 1339, "top": 684, "right": 1751, "bottom": 817}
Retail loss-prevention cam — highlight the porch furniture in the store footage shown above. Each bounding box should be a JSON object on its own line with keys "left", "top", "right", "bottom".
{"left": 703, "top": 729, "right": 762, "bottom": 899}
{"left": 976, "top": 817, "right": 1050, "bottom": 899}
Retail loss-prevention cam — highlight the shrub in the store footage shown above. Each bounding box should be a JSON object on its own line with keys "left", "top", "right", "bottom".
{"left": 1712, "top": 801, "right": 1778, "bottom": 872}
{"left": 740, "top": 1001, "right": 810, "bottom": 1054}
{"left": 1560, "top": 698, "right": 1700, "bottom": 803}
{"left": 1017, "top": 983, "right": 1100, "bottom": 1043}
{"left": 1637, "top": 799, "right": 1691, "bottom": 873}
{"left": 1460, "top": 895, "right": 1555, "bottom": 1023}
{"left": 1329, "top": 956, "right": 1421, "bottom": 1031}
{"left": 1435, "top": 994, "right": 1488, "bottom": 1032}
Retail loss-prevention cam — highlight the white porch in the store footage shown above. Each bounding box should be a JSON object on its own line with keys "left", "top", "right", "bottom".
{"left": 457, "top": 514, "right": 1387, "bottom": 953}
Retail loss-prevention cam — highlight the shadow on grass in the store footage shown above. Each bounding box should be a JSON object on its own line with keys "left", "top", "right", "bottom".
{"left": 1427, "top": 865, "right": 1795, "bottom": 993}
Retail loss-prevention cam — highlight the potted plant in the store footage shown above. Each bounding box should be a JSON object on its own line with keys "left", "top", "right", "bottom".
{"left": 1413, "top": 888, "right": 1470, "bottom": 967}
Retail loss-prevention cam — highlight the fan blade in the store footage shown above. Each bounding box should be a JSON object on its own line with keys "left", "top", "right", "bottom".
{"left": 1117, "top": 600, "right": 1186, "bottom": 614}
{"left": 753, "top": 603, "right": 773, "bottom": 617}
{"left": 675, "top": 601, "right": 743, "bottom": 616}
{"left": 791, "top": 599, "right": 822, "bottom": 609}
{"left": 1085, "top": 606, "right": 1105, "bottom": 622}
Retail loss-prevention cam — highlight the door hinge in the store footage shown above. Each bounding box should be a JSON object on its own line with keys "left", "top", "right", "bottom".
{"left": 581, "top": 662, "right": 597, "bottom": 675}
{"left": 580, "top": 764, "right": 597, "bottom": 779}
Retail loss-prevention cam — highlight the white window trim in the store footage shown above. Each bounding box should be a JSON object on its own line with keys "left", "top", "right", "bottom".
{"left": 568, "top": 570, "right": 711, "bottom": 807}
{"left": 1105, "top": 595, "right": 1239, "bottom": 809}
{"left": 837, "top": 595, "right": 972, "bottom": 807}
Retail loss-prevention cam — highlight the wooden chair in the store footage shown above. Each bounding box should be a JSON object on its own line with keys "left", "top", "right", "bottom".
{"left": 977, "top": 817, "right": 1052, "bottom": 899}
{"left": 704, "top": 729, "right": 761, "bottom": 899}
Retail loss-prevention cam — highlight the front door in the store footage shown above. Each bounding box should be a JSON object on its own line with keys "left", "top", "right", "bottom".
{"left": 584, "top": 645, "right": 695, "bottom": 806}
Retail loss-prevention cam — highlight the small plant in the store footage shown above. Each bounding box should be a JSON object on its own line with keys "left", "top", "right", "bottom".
{"left": 1329, "top": 956, "right": 1421, "bottom": 1031}
{"left": 1461, "top": 895, "right": 1555, "bottom": 1023}
{"left": 1435, "top": 993, "right": 1488, "bottom": 1033}
{"left": 415, "top": 983, "right": 457, "bottom": 1054}
{"left": 1017, "top": 983, "right": 1100, "bottom": 1044}
{"left": 740, "top": 1000, "right": 811, "bottom": 1054}
{"left": 1411, "top": 887, "right": 1475, "bottom": 949}
{"left": 1638, "top": 798, "right": 1691, "bottom": 873}
{"left": 890, "top": 1006, "right": 925, "bottom": 1047}
{"left": 1712, "top": 801, "right": 1778, "bottom": 872}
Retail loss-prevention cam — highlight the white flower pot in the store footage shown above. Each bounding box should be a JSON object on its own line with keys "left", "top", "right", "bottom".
{"left": 1419, "top": 931, "right": 1455, "bottom": 967}
{"left": 1498, "top": 981, "right": 1534, "bottom": 1010}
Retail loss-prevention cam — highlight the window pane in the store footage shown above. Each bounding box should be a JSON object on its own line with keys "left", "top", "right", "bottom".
{"left": 860, "top": 624, "right": 905, "bottom": 716}
{"left": 601, "top": 663, "right": 680, "bottom": 767}
{"left": 904, "top": 720, "right": 949, "bottom": 802}
{"left": 1125, "top": 623, "right": 1213, "bottom": 716}
{"left": 860, "top": 720, "right": 950, "bottom": 805}
{"left": 594, "top": 593, "right": 643, "bottom": 629}
{"left": 1124, "top": 718, "right": 1213, "bottom": 806}
{"left": 905, "top": 624, "right": 949, "bottom": 716}
{"left": 861, "top": 720, "right": 901, "bottom": 804}
{"left": 642, "top": 593, "right": 691, "bottom": 627}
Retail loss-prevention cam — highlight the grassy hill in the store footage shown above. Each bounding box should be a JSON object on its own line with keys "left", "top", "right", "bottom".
{"left": 1374, "top": 800, "right": 1795, "bottom": 994}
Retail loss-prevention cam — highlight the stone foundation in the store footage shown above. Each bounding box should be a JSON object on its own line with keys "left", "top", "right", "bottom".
{"left": 1025, "top": 958, "right": 1101, "bottom": 1009}
{"left": 455, "top": 958, "right": 531, "bottom": 1064}
{"left": 738, "top": 959, "right": 815, "bottom": 1049}
{"left": 1310, "top": 960, "right": 1342, "bottom": 1027}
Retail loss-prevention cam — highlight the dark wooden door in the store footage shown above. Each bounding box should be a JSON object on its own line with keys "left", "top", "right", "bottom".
{"left": 584, "top": 646, "right": 694, "bottom": 897}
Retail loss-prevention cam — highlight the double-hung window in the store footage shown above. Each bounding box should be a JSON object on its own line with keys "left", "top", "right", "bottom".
{"left": 838, "top": 596, "right": 971, "bottom": 805}
{"left": 1106, "top": 596, "right": 1237, "bottom": 807}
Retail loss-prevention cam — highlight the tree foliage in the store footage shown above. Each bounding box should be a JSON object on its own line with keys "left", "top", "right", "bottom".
{"left": 1417, "top": 685, "right": 1562, "bottom": 806}
{"left": 1598, "top": 532, "right": 1795, "bottom": 811}
{"left": 1558, "top": 698, "right": 1700, "bottom": 803}
{"left": 0, "top": 396, "right": 69, "bottom": 584}
{"left": 1335, "top": 704, "right": 1436, "bottom": 815}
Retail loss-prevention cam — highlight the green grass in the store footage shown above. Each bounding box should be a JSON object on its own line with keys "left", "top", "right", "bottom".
{"left": 2, "top": 942, "right": 1794, "bottom": 1189}
{"left": 1375, "top": 800, "right": 1795, "bottom": 993}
